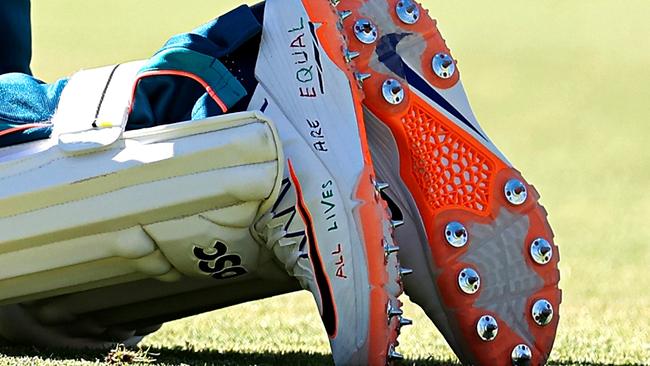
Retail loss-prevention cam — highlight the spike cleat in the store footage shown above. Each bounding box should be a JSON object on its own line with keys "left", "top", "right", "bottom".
{"left": 338, "top": 1, "right": 561, "bottom": 365}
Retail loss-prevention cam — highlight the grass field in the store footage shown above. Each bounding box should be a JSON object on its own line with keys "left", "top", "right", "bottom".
{"left": 1, "top": 0, "right": 648, "bottom": 365}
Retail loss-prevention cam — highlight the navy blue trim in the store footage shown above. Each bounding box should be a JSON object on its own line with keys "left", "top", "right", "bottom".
{"left": 308, "top": 21, "right": 320, "bottom": 47}
{"left": 402, "top": 63, "right": 485, "bottom": 139}
{"left": 293, "top": 181, "right": 337, "bottom": 338}
{"left": 308, "top": 22, "right": 325, "bottom": 95}
{"left": 260, "top": 98, "right": 269, "bottom": 113}
{"left": 375, "top": 33, "right": 485, "bottom": 139}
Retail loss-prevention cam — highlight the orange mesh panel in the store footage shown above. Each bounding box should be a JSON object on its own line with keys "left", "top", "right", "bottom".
{"left": 401, "top": 102, "right": 493, "bottom": 213}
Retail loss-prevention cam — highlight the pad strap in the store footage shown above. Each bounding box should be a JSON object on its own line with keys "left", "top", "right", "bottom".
{"left": 51, "top": 61, "right": 145, "bottom": 154}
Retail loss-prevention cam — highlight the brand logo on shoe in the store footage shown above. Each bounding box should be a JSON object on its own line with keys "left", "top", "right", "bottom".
{"left": 356, "top": 1, "right": 486, "bottom": 138}
{"left": 288, "top": 17, "right": 325, "bottom": 98}
{"left": 193, "top": 240, "right": 248, "bottom": 280}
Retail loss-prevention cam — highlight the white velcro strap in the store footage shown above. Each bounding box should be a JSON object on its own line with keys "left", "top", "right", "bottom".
{"left": 52, "top": 61, "right": 146, "bottom": 154}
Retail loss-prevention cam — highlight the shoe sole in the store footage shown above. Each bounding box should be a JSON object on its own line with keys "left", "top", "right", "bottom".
{"left": 336, "top": 0, "right": 561, "bottom": 364}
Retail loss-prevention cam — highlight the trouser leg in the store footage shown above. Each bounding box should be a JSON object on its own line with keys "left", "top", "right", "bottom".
{"left": 0, "top": 0, "right": 32, "bottom": 75}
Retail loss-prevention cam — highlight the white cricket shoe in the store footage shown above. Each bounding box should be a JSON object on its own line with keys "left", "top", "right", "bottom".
{"left": 248, "top": 0, "right": 408, "bottom": 364}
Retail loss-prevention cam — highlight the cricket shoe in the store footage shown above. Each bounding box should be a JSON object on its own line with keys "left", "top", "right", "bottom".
{"left": 248, "top": 0, "right": 408, "bottom": 364}
{"left": 334, "top": 0, "right": 561, "bottom": 365}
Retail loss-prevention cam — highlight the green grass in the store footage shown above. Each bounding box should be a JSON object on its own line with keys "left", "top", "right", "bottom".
{"left": 2, "top": 0, "right": 648, "bottom": 365}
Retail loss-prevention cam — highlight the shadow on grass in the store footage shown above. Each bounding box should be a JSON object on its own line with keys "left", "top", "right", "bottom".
{"left": 0, "top": 345, "right": 645, "bottom": 366}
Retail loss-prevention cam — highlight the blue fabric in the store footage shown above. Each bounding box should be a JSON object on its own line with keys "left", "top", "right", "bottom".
{"left": 0, "top": 74, "right": 66, "bottom": 147}
{"left": 127, "top": 4, "right": 260, "bottom": 128}
{"left": 0, "top": 4, "right": 264, "bottom": 147}
{"left": 189, "top": 5, "right": 262, "bottom": 58}
{"left": 127, "top": 41, "right": 248, "bottom": 129}
{"left": 0, "top": 0, "right": 32, "bottom": 75}
{"left": 219, "top": 2, "right": 265, "bottom": 112}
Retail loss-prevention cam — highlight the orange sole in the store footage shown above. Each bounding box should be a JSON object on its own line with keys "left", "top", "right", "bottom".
{"left": 301, "top": 1, "right": 404, "bottom": 364}
{"left": 338, "top": 0, "right": 561, "bottom": 364}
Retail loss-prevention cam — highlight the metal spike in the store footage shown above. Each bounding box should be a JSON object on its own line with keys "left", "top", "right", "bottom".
{"left": 511, "top": 344, "right": 532, "bottom": 366}
{"left": 396, "top": 0, "right": 420, "bottom": 24}
{"left": 399, "top": 267, "right": 414, "bottom": 276}
{"left": 399, "top": 316, "right": 413, "bottom": 326}
{"left": 388, "top": 345, "right": 404, "bottom": 360}
{"left": 532, "top": 299, "right": 554, "bottom": 326}
{"left": 458, "top": 268, "right": 480, "bottom": 294}
{"left": 355, "top": 72, "right": 372, "bottom": 84}
{"left": 388, "top": 303, "right": 403, "bottom": 317}
{"left": 353, "top": 18, "right": 379, "bottom": 44}
{"left": 338, "top": 10, "right": 352, "bottom": 21}
{"left": 504, "top": 178, "right": 528, "bottom": 205}
{"left": 467, "top": 275, "right": 479, "bottom": 285}
{"left": 530, "top": 237, "right": 553, "bottom": 265}
{"left": 374, "top": 181, "right": 389, "bottom": 192}
{"left": 390, "top": 219, "right": 404, "bottom": 229}
{"left": 382, "top": 78, "right": 405, "bottom": 105}
{"left": 477, "top": 315, "right": 499, "bottom": 341}
{"left": 344, "top": 49, "right": 360, "bottom": 63}
{"left": 444, "top": 221, "right": 468, "bottom": 248}
{"left": 384, "top": 242, "right": 400, "bottom": 255}
{"left": 388, "top": 307, "right": 403, "bottom": 317}
{"left": 432, "top": 53, "right": 456, "bottom": 79}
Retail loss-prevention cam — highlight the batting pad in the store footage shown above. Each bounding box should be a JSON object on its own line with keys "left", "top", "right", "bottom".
{"left": 0, "top": 109, "right": 283, "bottom": 305}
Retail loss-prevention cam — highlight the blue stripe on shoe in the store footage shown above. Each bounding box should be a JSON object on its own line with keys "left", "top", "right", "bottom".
{"left": 375, "top": 33, "right": 486, "bottom": 140}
